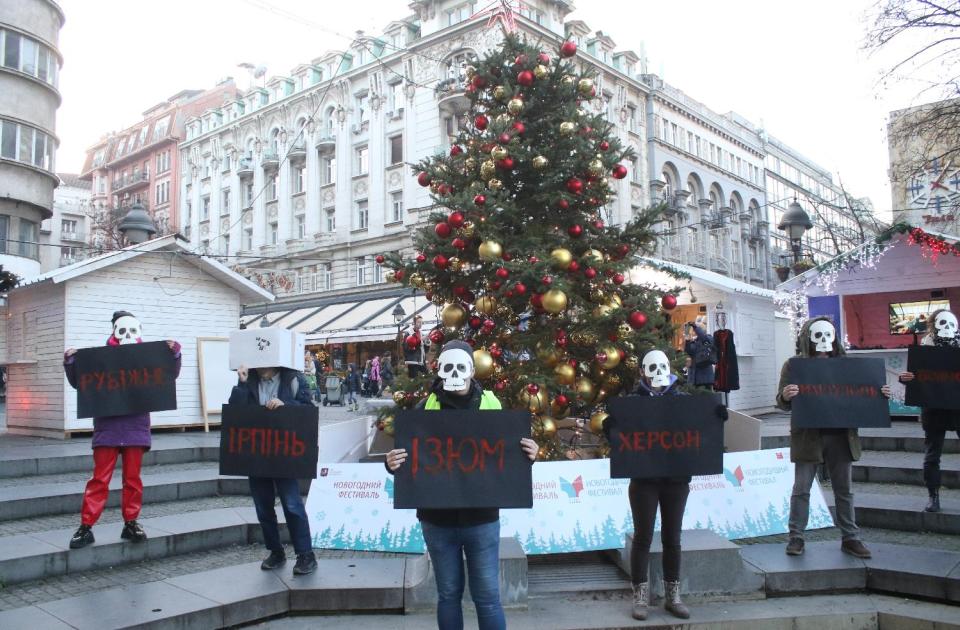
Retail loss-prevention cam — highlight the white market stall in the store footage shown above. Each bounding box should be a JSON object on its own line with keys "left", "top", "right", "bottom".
{"left": 0, "top": 235, "right": 273, "bottom": 438}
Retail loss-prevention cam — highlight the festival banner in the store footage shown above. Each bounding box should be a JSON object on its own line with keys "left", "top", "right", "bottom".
{"left": 305, "top": 448, "right": 834, "bottom": 554}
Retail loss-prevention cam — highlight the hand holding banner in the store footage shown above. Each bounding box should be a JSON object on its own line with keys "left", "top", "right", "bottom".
{"left": 392, "top": 409, "right": 532, "bottom": 509}
{"left": 788, "top": 357, "right": 890, "bottom": 429}
{"left": 73, "top": 341, "right": 178, "bottom": 418}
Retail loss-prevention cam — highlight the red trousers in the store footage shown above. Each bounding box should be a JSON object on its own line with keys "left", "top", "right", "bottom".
{"left": 80, "top": 446, "right": 145, "bottom": 526}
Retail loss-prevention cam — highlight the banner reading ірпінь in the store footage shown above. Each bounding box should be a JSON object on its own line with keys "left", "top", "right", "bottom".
{"left": 305, "top": 448, "right": 833, "bottom": 554}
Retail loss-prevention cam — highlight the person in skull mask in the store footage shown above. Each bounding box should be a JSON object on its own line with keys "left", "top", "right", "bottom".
{"left": 603, "top": 348, "right": 726, "bottom": 621}
{"left": 63, "top": 311, "right": 182, "bottom": 549}
{"left": 898, "top": 309, "right": 960, "bottom": 513}
{"left": 385, "top": 340, "right": 538, "bottom": 630}
{"left": 777, "top": 316, "right": 891, "bottom": 559}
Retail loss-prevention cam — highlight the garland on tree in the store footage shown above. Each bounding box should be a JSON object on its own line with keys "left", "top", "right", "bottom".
{"left": 381, "top": 35, "right": 678, "bottom": 460}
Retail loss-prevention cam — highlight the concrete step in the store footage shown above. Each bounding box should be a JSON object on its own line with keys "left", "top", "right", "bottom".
{"left": 853, "top": 451, "right": 960, "bottom": 488}
{"left": 761, "top": 428, "right": 960, "bottom": 454}
{"left": 821, "top": 489, "right": 960, "bottom": 535}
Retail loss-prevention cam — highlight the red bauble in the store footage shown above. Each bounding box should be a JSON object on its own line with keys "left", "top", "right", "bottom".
{"left": 608, "top": 332, "right": 619, "bottom": 342}
{"left": 595, "top": 351, "right": 608, "bottom": 364}
{"left": 448, "top": 211, "right": 465, "bottom": 228}
{"left": 394, "top": 269, "right": 405, "bottom": 282}
{"left": 514, "top": 53, "right": 528, "bottom": 66}
{"left": 405, "top": 335, "right": 420, "bottom": 349}
{"left": 612, "top": 164, "right": 628, "bottom": 179}
{"left": 554, "top": 394, "right": 569, "bottom": 408}
{"left": 466, "top": 338, "right": 476, "bottom": 348}
{"left": 599, "top": 140, "right": 610, "bottom": 152}
{"left": 471, "top": 75, "right": 487, "bottom": 89}
{"left": 481, "top": 142, "right": 496, "bottom": 154}
{"left": 628, "top": 311, "right": 648, "bottom": 329}
{"left": 490, "top": 280, "right": 502, "bottom": 290}
{"left": 502, "top": 252, "right": 513, "bottom": 261}
{"left": 452, "top": 237, "right": 467, "bottom": 250}
{"left": 568, "top": 224, "right": 583, "bottom": 238}
{"left": 449, "top": 145, "right": 463, "bottom": 157}
{"left": 556, "top": 199, "right": 570, "bottom": 211}
{"left": 613, "top": 273, "right": 625, "bottom": 285}
{"left": 474, "top": 194, "right": 486, "bottom": 206}
{"left": 541, "top": 275, "right": 553, "bottom": 285}
{"left": 527, "top": 383, "right": 540, "bottom": 395}
{"left": 434, "top": 222, "right": 452, "bottom": 238}
{"left": 417, "top": 172, "right": 432, "bottom": 187}
{"left": 512, "top": 121, "right": 526, "bottom": 134}
{"left": 468, "top": 316, "right": 482, "bottom": 329}
{"left": 496, "top": 267, "right": 510, "bottom": 279}
{"left": 604, "top": 268, "right": 615, "bottom": 277}
{"left": 453, "top": 285, "right": 468, "bottom": 297}
{"left": 517, "top": 70, "right": 535, "bottom": 86}
{"left": 494, "top": 380, "right": 507, "bottom": 391}
{"left": 514, "top": 282, "right": 527, "bottom": 295}
{"left": 496, "top": 157, "right": 515, "bottom": 170}
{"left": 483, "top": 319, "right": 496, "bottom": 331}
{"left": 416, "top": 253, "right": 427, "bottom": 263}
{"left": 505, "top": 290, "right": 515, "bottom": 299}
{"left": 429, "top": 329, "right": 445, "bottom": 344}
{"left": 567, "top": 260, "right": 580, "bottom": 272}
{"left": 616, "top": 244, "right": 630, "bottom": 258}
{"left": 594, "top": 219, "right": 605, "bottom": 230}
{"left": 498, "top": 132, "right": 512, "bottom": 145}
{"left": 375, "top": 255, "right": 385, "bottom": 264}
{"left": 566, "top": 177, "right": 585, "bottom": 195}
{"left": 661, "top": 294, "right": 678, "bottom": 311}
{"left": 530, "top": 293, "right": 544, "bottom": 309}
{"left": 474, "top": 114, "right": 489, "bottom": 130}
{"left": 438, "top": 183, "right": 453, "bottom": 196}
{"left": 538, "top": 52, "right": 551, "bottom": 64}
{"left": 560, "top": 40, "right": 578, "bottom": 58}
{"left": 584, "top": 267, "right": 597, "bottom": 279}
{"left": 489, "top": 342, "right": 502, "bottom": 357}
{"left": 433, "top": 254, "right": 449, "bottom": 269}
{"left": 528, "top": 256, "right": 539, "bottom": 263}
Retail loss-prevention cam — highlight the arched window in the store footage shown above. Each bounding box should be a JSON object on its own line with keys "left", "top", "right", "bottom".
{"left": 442, "top": 50, "right": 478, "bottom": 86}
{"left": 324, "top": 106, "right": 337, "bottom": 136}
{"left": 269, "top": 128, "right": 280, "bottom": 155}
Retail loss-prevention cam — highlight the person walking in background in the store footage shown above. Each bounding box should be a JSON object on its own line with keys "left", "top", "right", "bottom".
{"left": 362, "top": 359, "right": 373, "bottom": 397}
{"left": 380, "top": 353, "right": 395, "bottom": 393}
{"left": 683, "top": 320, "right": 716, "bottom": 390}
{"left": 228, "top": 363, "right": 317, "bottom": 575}
{"left": 404, "top": 315, "right": 427, "bottom": 378}
{"left": 303, "top": 350, "right": 319, "bottom": 403}
{"left": 370, "top": 354, "right": 382, "bottom": 398}
{"left": 345, "top": 363, "right": 362, "bottom": 412}
{"left": 898, "top": 309, "right": 960, "bottom": 513}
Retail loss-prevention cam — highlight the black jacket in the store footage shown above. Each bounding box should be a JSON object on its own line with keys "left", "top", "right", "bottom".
{"left": 712, "top": 328, "right": 740, "bottom": 392}
{"left": 229, "top": 368, "right": 311, "bottom": 407}
{"left": 684, "top": 325, "right": 716, "bottom": 387}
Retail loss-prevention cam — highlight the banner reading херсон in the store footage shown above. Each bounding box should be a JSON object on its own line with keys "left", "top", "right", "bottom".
{"left": 305, "top": 447, "right": 834, "bottom": 555}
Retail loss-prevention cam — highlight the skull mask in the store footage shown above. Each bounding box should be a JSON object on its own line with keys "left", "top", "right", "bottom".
{"left": 437, "top": 348, "right": 474, "bottom": 392}
{"left": 642, "top": 350, "right": 671, "bottom": 388}
{"left": 808, "top": 320, "right": 836, "bottom": 354}
{"left": 112, "top": 315, "right": 142, "bottom": 345}
{"left": 935, "top": 311, "right": 958, "bottom": 339}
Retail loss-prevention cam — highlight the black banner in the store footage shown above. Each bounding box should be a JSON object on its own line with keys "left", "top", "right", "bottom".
{"left": 788, "top": 357, "right": 891, "bottom": 429}
{"left": 73, "top": 341, "right": 178, "bottom": 419}
{"left": 606, "top": 394, "right": 724, "bottom": 479}
{"left": 906, "top": 345, "right": 960, "bottom": 410}
{"left": 219, "top": 404, "right": 319, "bottom": 479}
{"left": 393, "top": 409, "right": 532, "bottom": 509}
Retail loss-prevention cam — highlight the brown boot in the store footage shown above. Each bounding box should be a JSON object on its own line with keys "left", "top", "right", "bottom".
{"left": 663, "top": 580, "right": 690, "bottom": 619}
{"left": 631, "top": 582, "right": 648, "bottom": 620}
{"left": 841, "top": 539, "right": 872, "bottom": 559}
{"left": 785, "top": 537, "right": 804, "bottom": 556}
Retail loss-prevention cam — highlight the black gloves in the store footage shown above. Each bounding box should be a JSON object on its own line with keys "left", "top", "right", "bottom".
{"left": 716, "top": 404, "right": 729, "bottom": 421}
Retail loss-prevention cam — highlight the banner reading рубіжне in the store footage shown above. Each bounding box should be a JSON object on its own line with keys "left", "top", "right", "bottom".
{"left": 304, "top": 448, "right": 833, "bottom": 555}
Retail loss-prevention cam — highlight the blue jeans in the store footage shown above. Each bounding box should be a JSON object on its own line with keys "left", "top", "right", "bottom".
{"left": 248, "top": 477, "right": 313, "bottom": 555}
{"left": 421, "top": 520, "right": 505, "bottom": 630}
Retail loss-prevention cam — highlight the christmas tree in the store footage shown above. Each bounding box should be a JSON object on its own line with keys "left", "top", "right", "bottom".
{"left": 383, "top": 34, "right": 678, "bottom": 460}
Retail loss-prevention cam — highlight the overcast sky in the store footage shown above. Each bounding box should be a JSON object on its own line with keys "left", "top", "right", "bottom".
{"left": 55, "top": 0, "right": 925, "bottom": 220}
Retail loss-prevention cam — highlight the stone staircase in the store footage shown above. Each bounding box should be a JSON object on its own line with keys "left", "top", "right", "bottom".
{"left": 0, "top": 419, "right": 958, "bottom": 629}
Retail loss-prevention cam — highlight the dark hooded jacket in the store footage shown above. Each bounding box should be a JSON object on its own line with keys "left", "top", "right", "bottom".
{"left": 775, "top": 316, "right": 861, "bottom": 463}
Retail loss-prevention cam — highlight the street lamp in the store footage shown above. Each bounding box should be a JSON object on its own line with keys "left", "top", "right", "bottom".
{"left": 117, "top": 202, "right": 157, "bottom": 245}
{"left": 392, "top": 303, "right": 406, "bottom": 358}
{"left": 777, "top": 199, "right": 813, "bottom": 264}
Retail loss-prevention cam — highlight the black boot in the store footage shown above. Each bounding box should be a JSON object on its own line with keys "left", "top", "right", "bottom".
{"left": 925, "top": 489, "right": 941, "bottom": 513}
{"left": 69, "top": 524, "right": 95, "bottom": 549}
{"left": 121, "top": 520, "right": 147, "bottom": 542}
{"left": 260, "top": 549, "right": 286, "bottom": 570}
{"left": 293, "top": 552, "right": 317, "bottom": 575}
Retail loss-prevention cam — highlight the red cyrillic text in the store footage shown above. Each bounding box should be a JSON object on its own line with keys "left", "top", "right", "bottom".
{"left": 227, "top": 427, "right": 306, "bottom": 457}
{"left": 616, "top": 430, "right": 701, "bottom": 453}
{"left": 409, "top": 436, "right": 506, "bottom": 478}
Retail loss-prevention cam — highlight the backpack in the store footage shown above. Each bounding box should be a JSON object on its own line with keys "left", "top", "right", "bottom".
{"left": 692, "top": 336, "right": 718, "bottom": 366}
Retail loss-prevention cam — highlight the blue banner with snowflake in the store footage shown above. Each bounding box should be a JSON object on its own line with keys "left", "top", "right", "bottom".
{"left": 305, "top": 448, "right": 833, "bottom": 554}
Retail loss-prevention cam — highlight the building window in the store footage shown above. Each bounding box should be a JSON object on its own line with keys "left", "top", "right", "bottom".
{"left": 326, "top": 209, "right": 335, "bottom": 232}
{"left": 296, "top": 215, "right": 306, "bottom": 239}
{"left": 185, "top": 200, "right": 192, "bottom": 225}
{"left": 390, "top": 191, "right": 403, "bottom": 223}
{"left": 269, "top": 222, "right": 278, "bottom": 245}
{"left": 356, "top": 146, "right": 369, "bottom": 175}
{"left": 155, "top": 181, "right": 170, "bottom": 205}
{"left": 389, "top": 82, "right": 404, "bottom": 113}
{"left": 321, "top": 263, "right": 332, "bottom": 290}
{"left": 355, "top": 199, "right": 368, "bottom": 230}
{"left": 61, "top": 219, "right": 77, "bottom": 237}
{"left": 0, "top": 119, "right": 53, "bottom": 172}
{"left": 322, "top": 157, "right": 336, "bottom": 184}
{"left": 389, "top": 135, "right": 403, "bottom": 165}
{"left": 0, "top": 215, "right": 7, "bottom": 253}
{"left": 356, "top": 256, "right": 368, "bottom": 286}
{"left": 222, "top": 154, "right": 231, "bottom": 172}
{"left": 356, "top": 93, "right": 368, "bottom": 124}
{"left": 243, "top": 227, "right": 252, "bottom": 251}
{"left": 0, "top": 29, "right": 58, "bottom": 87}
{"left": 221, "top": 188, "right": 231, "bottom": 214}
{"left": 244, "top": 180, "right": 254, "bottom": 206}
{"left": 222, "top": 235, "right": 230, "bottom": 256}
{"left": 18, "top": 219, "right": 38, "bottom": 259}
{"left": 201, "top": 195, "right": 210, "bottom": 220}
{"left": 267, "top": 176, "right": 277, "bottom": 201}
{"left": 295, "top": 166, "right": 305, "bottom": 193}
{"left": 446, "top": 2, "right": 476, "bottom": 25}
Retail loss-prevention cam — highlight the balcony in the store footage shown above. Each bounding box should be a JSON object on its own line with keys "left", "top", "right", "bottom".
{"left": 112, "top": 171, "right": 150, "bottom": 193}
{"left": 261, "top": 151, "right": 280, "bottom": 170}
{"left": 709, "top": 257, "right": 729, "bottom": 275}
{"left": 315, "top": 134, "right": 336, "bottom": 152}
{"left": 435, "top": 77, "right": 470, "bottom": 115}
{"left": 749, "top": 267, "right": 765, "bottom": 282}
{"left": 237, "top": 158, "right": 254, "bottom": 178}
{"left": 749, "top": 227, "right": 766, "bottom": 244}
{"left": 288, "top": 142, "right": 307, "bottom": 163}
{"left": 60, "top": 256, "right": 80, "bottom": 267}
{"left": 60, "top": 230, "right": 85, "bottom": 243}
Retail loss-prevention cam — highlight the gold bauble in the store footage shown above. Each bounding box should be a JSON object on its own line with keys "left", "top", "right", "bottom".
{"left": 536, "top": 342, "right": 563, "bottom": 367}
{"left": 578, "top": 78, "right": 594, "bottom": 96}
{"left": 409, "top": 273, "right": 425, "bottom": 288}
{"left": 507, "top": 98, "right": 524, "bottom": 115}
{"left": 460, "top": 221, "right": 476, "bottom": 238}
{"left": 493, "top": 85, "right": 507, "bottom": 100}
{"left": 464, "top": 157, "right": 477, "bottom": 172}
{"left": 624, "top": 355, "right": 639, "bottom": 371}
{"left": 606, "top": 294, "right": 623, "bottom": 309}
{"left": 589, "top": 411, "right": 608, "bottom": 435}
{"left": 532, "top": 155, "right": 549, "bottom": 170}
{"left": 480, "top": 160, "right": 496, "bottom": 180}
{"left": 590, "top": 289, "right": 606, "bottom": 303}
{"left": 588, "top": 158, "right": 604, "bottom": 176}
{"left": 617, "top": 323, "right": 633, "bottom": 338}
{"left": 495, "top": 113, "right": 512, "bottom": 125}
{"left": 449, "top": 257, "right": 465, "bottom": 272}
{"left": 599, "top": 344, "right": 621, "bottom": 369}
{"left": 542, "top": 289, "right": 568, "bottom": 314}
{"left": 576, "top": 378, "right": 596, "bottom": 402}
{"left": 441, "top": 303, "right": 467, "bottom": 328}
{"left": 519, "top": 387, "right": 549, "bottom": 413}
{"left": 534, "top": 64, "right": 549, "bottom": 80}
{"left": 491, "top": 145, "right": 509, "bottom": 161}
{"left": 560, "top": 121, "right": 576, "bottom": 135}
{"left": 554, "top": 363, "right": 576, "bottom": 385}
{"left": 550, "top": 248, "right": 573, "bottom": 268}
{"left": 392, "top": 391, "right": 407, "bottom": 405}
{"left": 488, "top": 178, "right": 503, "bottom": 190}
{"left": 475, "top": 295, "right": 498, "bottom": 314}
{"left": 478, "top": 240, "right": 503, "bottom": 261}
{"left": 585, "top": 249, "right": 604, "bottom": 265}
{"left": 551, "top": 399, "right": 570, "bottom": 419}
{"left": 540, "top": 416, "right": 557, "bottom": 438}
{"left": 561, "top": 75, "right": 575, "bottom": 86}
{"left": 473, "top": 349, "right": 495, "bottom": 379}
{"left": 582, "top": 332, "right": 599, "bottom": 345}
{"left": 383, "top": 415, "right": 396, "bottom": 436}
{"left": 592, "top": 304, "right": 613, "bottom": 318}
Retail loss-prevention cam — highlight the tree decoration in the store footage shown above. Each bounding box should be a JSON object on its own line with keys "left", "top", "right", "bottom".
{"left": 661, "top": 294, "right": 678, "bottom": 310}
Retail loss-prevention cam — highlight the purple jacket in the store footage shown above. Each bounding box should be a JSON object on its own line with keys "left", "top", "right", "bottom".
{"left": 64, "top": 340, "right": 182, "bottom": 450}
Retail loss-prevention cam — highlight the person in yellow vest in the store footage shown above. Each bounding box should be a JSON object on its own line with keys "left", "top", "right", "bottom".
{"left": 386, "top": 340, "right": 538, "bottom": 630}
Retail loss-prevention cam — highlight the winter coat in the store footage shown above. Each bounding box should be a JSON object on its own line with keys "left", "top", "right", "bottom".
{"left": 381, "top": 361, "right": 394, "bottom": 385}
{"left": 63, "top": 339, "right": 183, "bottom": 450}
{"left": 370, "top": 357, "right": 381, "bottom": 382}
{"left": 684, "top": 325, "right": 716, "bottom": 387}
{"left": 345, "top": 369, "right": 362, "bottom": 394}
{"left": 228, "top": 368, "right": 312, "bottom": 407}
{"left": 916, "top": 335, "right": 960, "bottom": 432}
{"left": 775, "top": 317, "right": 861, "bottom": 464}
{"left": 713, "top": 329, "right": 740, "bottom": 392}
